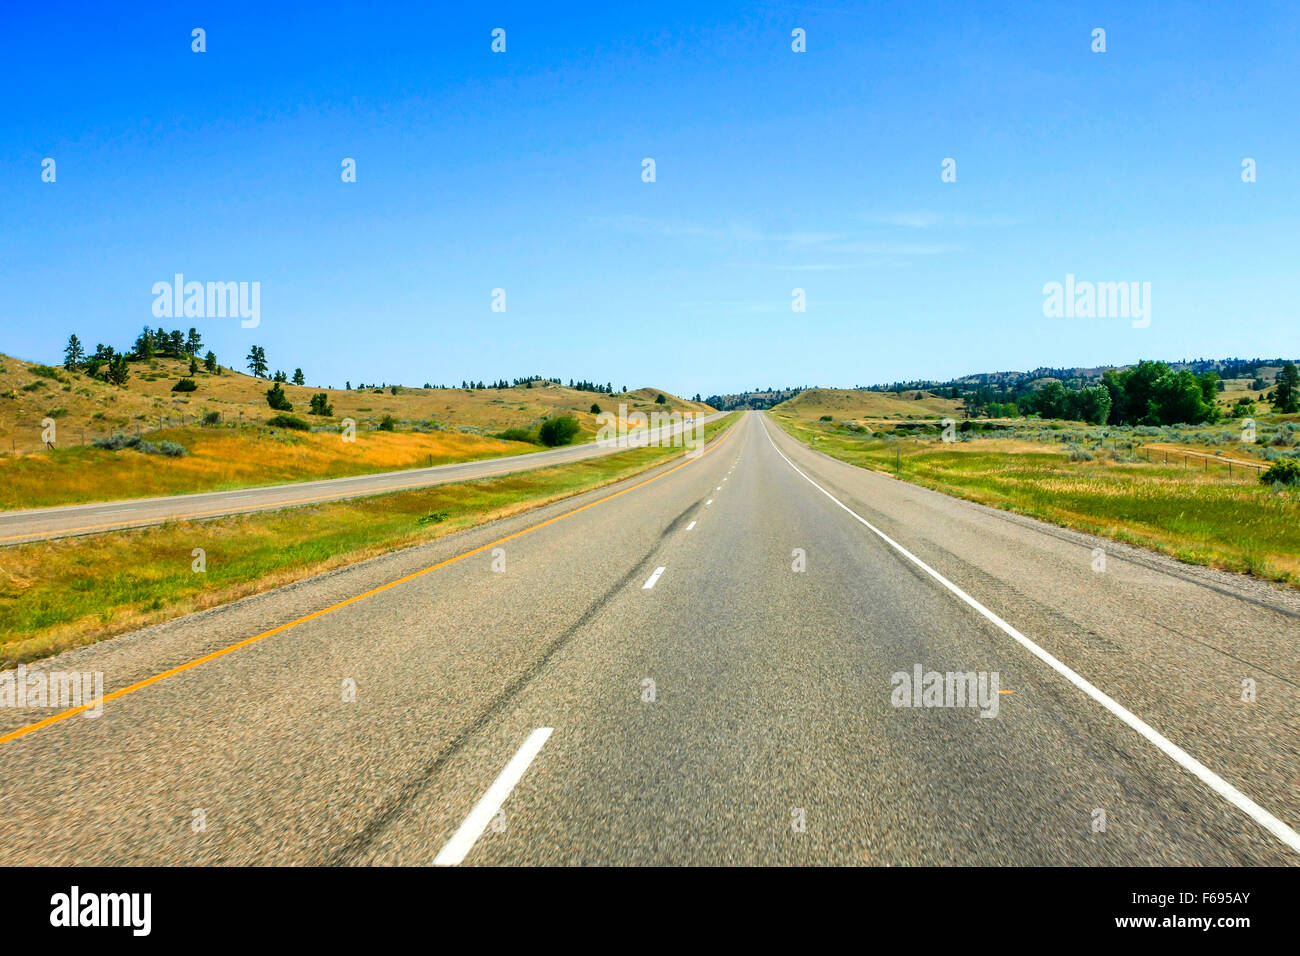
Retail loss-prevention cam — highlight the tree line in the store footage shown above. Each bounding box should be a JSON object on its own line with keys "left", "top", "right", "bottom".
{"left": 979, "top": 361, "right": 1299, "bottom": 424}
{"left": 63, "top": 328, "right": 218, "bottom": 386}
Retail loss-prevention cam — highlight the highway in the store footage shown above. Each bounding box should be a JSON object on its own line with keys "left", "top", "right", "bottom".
{"left": 0, "top": 411, "right": 1296, "bottom": 865}
{"left": 0, "top": 411, "right": 726, "bottom": 544}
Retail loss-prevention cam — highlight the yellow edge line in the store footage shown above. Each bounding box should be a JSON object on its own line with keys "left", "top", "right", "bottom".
{"left": 0, "top": 422, "right": 737, "bottom": 746}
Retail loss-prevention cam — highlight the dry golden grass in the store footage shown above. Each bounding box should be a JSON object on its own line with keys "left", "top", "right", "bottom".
{"left": 0, "top": 426, "right": 531, "bottom": 508}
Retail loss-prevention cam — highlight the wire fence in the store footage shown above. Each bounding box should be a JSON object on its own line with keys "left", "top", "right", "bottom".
{"left": 0, "top": 409, "right": 257, "bottom": 455}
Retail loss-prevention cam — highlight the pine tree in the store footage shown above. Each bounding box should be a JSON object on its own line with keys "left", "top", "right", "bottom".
{"left": 204, "top": 350, "right": 217, "bottom": 373}
{"left": 107, "top": 354, "right": 130, "bottom": 385}
{"left": 63, "top": 334, "right": 85, "bottom": 370}
{"left": 134, "top": 327, "right": 155, "bottom": 360}
{"left": 292, "top": 368, "right": 305, "bottom": 386}
{"left": 1273, "top": 363, "right": 1300, "bottom": 414}
{"left": 246, "top": 345, "right": 269, "bottom": 378}
{"left": 185, "top": 328, "right": 203, "bottom": 356}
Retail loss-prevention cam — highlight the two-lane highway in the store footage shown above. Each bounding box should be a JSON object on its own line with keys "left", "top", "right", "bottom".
{"left": 0, "top": 411, "right": 727, "bottom": 544}
{"left": 0, "top": 411, "right": 1295, "bottom": 864}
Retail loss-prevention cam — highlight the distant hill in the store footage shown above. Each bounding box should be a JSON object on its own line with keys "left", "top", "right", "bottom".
{"left": 777, "top": 387, "right": 963, "bottom": 421}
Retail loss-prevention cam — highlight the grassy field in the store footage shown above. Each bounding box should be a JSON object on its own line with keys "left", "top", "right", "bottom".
{"left": 0, "top": 351, "right": 713, "bottom": 506}
{"left": 770, "top": 412, "right": 1300, "bottom": 587}
{"left": 0, "top": 413, "right": 740, "bottom": 666}
{"left": 0, "top": 425, "right": 529, "bottom": 509}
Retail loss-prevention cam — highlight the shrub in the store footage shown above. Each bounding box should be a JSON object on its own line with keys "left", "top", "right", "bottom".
{"left": 202, "top": 411, "right": 221, "bottom": 426}
{"left": 590, "top": 403, "right": 602, "bottom": 415}
{"left": 90, "top": 434, "right": 186, "bottom": 456}
{"left": 495, "top": 427, "right": 538, "bottom": 443}
{"left": 265, "top": 382, "right": 293, "bottom": 411}
{"left": 655, "top": 393, "right": 667, "bottom": 404}
{"left": 378, "top": 415, "right": 397, "bottom": 431}
{"left": 22, "top": 380, "right": 46, "bottom": 391}
{"left": 819, "top": 415, "right": 832, "bottom": 421}
{"left": 29, "top": 365, "right": 61, "bottom": 380}
{"left": 1067, "top": 445, "right": 1094, "bottom": 462}
{"left": 538, "top": 414, "right": 580, "bottom": 446}
{"left": 1260, "top": 459, "right": 1300, "bottom": 487}
{"left": 267, "top": 414, "right": 309, "bottom": 431}
{"left": 309, "top": 392, "right": 334, "bottom": 416}
{"left": 417, "top": 509, "right": 451, "bottom": 525}
{"left": 172, "top": 378, "right": 198, "bottom": 392}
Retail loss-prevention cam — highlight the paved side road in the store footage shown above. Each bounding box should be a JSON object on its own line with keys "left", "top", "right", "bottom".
{"left": 0, "top": 411, "right": 1295, "bottom": 865}
{"left": 0, "top": 411, "right": 726, "bottom": 544}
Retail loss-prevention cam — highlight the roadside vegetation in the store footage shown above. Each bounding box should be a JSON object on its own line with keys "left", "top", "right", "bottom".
{"left": 0, "top": 413, "right": 739, "bottom": 666}
{"left": 771, "top": 408, "right": 1300, "bottom": 587}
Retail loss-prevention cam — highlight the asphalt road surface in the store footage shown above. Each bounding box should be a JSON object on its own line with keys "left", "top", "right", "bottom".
{"left": 1, "top": 411, "right": 1296, "bottom": 865}
{"left": 0, "top": 412, "right": 726, "bottom": 545}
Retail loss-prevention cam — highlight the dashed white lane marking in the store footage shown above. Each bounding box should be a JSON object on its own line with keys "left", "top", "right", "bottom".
{"left": 642, "top": 566, "right": 667, "bottom": 589}
{"left": 433, "top": 727, "right": 553, "bottom": 866}
{"left": 685, "top": 520, "right": 696, "bottom": 531}
{"left": 759, "top": 416, "right": 1300, "bottom": 855}
{"left": 715, "top": 486, "right": 721, "bottom": 490}
{"left": 706, "top": 499, "right": 713, "bottom": 506}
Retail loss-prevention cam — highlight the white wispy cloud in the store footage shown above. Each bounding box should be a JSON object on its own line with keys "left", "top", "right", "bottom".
{"left": 595, "top": 215, "right": 962, "bottom": 262}
{"left": 871, "top": 212, "right": 1024, "bottom": 229}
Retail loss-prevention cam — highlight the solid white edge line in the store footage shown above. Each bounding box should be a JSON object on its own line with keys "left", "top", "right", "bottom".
{"left": 758, "top": 415, "right": 1300, "bottom": 854}
{"left": 643, "top": 566, "right": 666, "bottom": 589}
{"left": 433, "top": 727, "right": 554, "bottom": 866}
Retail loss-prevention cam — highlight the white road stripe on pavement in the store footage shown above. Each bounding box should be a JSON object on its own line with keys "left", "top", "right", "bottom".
{"left": 433, "top": 727, "right": 553, "bottom": 866}
{"left": 643, "top": 567, "right": 666, "bottom": 589}
{"left": 685, "top": 520, "right": 696, "bottom": 531}
{"left": 705, "top": 499, "right": 712, "bottom": 506}
{"left": 759, "top": 415, "right": 1300, "bottom": 855}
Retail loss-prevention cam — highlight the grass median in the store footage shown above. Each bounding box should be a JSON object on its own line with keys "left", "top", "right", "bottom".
{"left": 0, "top": 413, "right": 739, "bottom": 666}
{"left": 770, "top": 412, "right": 1300, "bottom": 586}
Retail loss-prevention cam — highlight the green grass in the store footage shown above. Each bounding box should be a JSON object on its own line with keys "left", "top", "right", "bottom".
{"left": 0, "top": 413, "right": 739, "bottom": 666}
{"left": 771, "top": 412, "right": 1300, "bottom": 586}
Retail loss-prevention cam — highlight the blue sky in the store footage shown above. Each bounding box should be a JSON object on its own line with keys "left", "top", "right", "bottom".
{"left": 2, "top": 1, "right": 1297, "bottom": 395}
